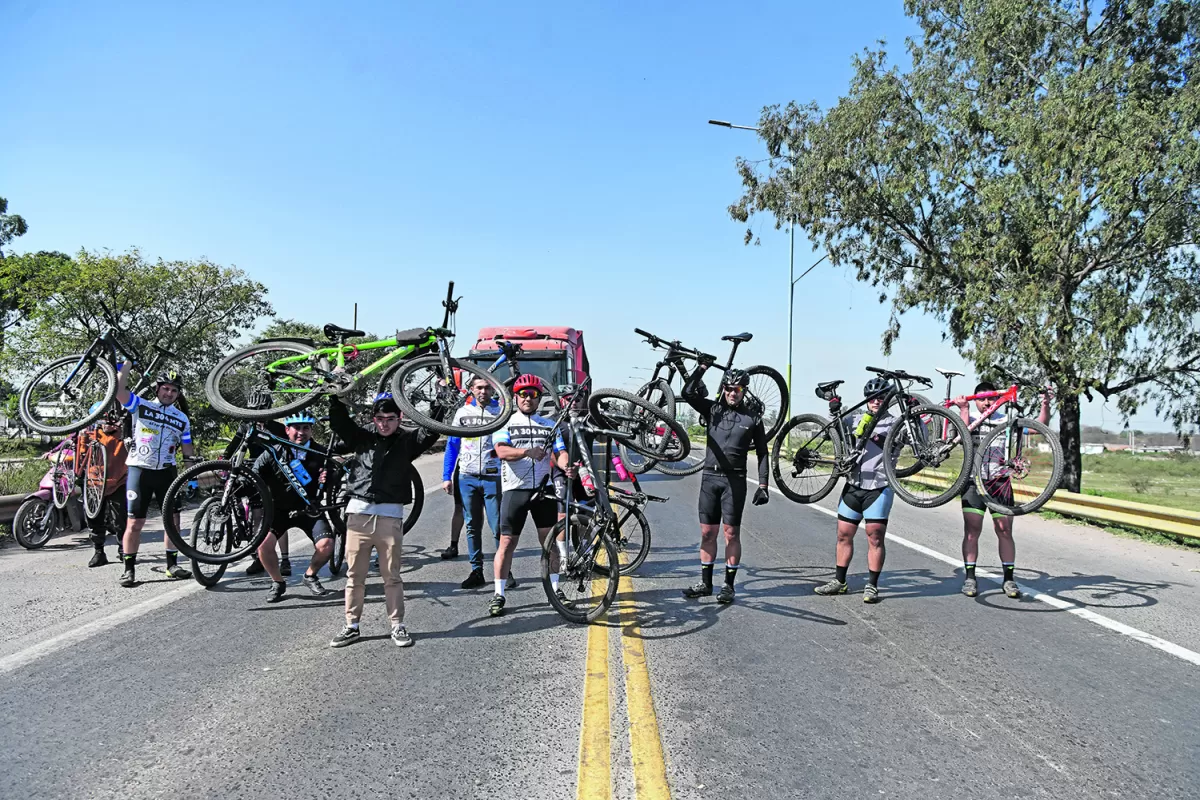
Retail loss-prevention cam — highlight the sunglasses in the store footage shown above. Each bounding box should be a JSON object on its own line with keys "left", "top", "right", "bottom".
{"left": 516, "top": 389, "right": 542, "bottom": 399}
{"left": 724, "top": 385, "right": 746, "bottom": 392}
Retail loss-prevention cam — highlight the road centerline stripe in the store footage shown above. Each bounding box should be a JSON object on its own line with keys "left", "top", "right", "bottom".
{"left": 616, "top": 570, "right": 672, "bottom": 800}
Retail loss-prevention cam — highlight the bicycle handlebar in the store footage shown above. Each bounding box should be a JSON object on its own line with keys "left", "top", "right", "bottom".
{"left": 634, "top": 328, "right": 703, "bottom": 360}
{"left": 866, "top": 366, "right": 932, "bottom": 386}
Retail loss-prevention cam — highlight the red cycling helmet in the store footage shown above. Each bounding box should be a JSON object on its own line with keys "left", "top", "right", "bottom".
{"left": 513, "top": 374, "right": 543, "bottom": 394}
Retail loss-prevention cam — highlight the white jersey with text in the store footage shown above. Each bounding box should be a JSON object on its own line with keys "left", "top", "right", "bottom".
{"left": 122, "top": 394, "right": 191, "bottom": 470}
{"left": 451, "top": 402, "right": 502, "bottom": 476}
{"left": 492, "top": 411, "right": 566, "bottom": 491}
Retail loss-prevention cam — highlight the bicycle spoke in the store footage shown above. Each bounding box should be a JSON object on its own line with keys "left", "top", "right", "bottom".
{"left": 775, "top": 419, "right": 837, "bottom": 498}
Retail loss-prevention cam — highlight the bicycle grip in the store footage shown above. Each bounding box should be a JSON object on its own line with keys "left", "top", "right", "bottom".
{"left": 634, "top": 328, "right": 656, "bottom": 341}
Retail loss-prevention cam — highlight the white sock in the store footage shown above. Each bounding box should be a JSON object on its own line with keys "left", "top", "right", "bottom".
{"left": 550, "top": 574, "right": 560, "bottom": 592}
{"left": 556, "top": 540, "right": 569, "bottom": 563}
{"left": 347, "top": 622, "right": 359, "bottom": 630}
{"left": 495, "top": 579, "right": 505, "bottom": 597}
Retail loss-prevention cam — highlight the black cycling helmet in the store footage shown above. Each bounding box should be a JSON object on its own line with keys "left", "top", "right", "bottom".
{"left": 721, "top": 369, "right": 750, "bottom": 389}
{"left": 156, "top": 369, "right": 184, "bottom": 390}
{"left": 864, "top": 376, "right": 889, "bottom": 398}
{"left": 975, "top": 380, "right": 997, "bottom": 394}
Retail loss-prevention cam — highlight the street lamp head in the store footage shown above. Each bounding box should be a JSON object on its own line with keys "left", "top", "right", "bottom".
{"left": 708, "top": 119, "right": 732, "bottom": 127}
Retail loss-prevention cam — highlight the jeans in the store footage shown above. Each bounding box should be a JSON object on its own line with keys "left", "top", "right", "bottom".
{"left": 458, "top": 473, "right": 501, "bottom": 570}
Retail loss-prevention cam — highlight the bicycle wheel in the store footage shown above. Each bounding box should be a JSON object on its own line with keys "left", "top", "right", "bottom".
{"left": 616, "top": 442, "right": 656, "bottom": 475}
{"left": 323, "top": 470, "right": 348, "bottom": 575}
{"left": 891, "top": 393, "right": 937, "bottom": 479}
{"left": 162, "top": 461, "right": 273, "bottom": 563}
{"left": 206, "top": 340, "right": 336, "bottom": 420}
{"left": 771, "top": 414, "right": 843, "bottom": 503}
{"left": 588, "top": 388, "right": 690, "bottom": 461}
{"left": 390, "top": 355, "right": 514, "bottom": 436}
{"left": 602, "top": 496, "right": 651, "bottom": 576}
{"left": 51, "top": 450, "right": 72, "bottom": 510}
{"left": 18, "top": 354, "right": 118, "bottom": 436}
{"left": 82, "top": 439, "right": 108, "bottom": 520}
{"left": 620, "top": 379, "right": 676, "bottom": 473}
{"left": 542, "top": 513, "right": 620, "bottom": 624}
{"left": 13, "top": 498, "right": 55, "bottom": 549}
{"left": 745, "top": 365, "right": 789, "bottom": 441}
{"left": 189, "top": 497, "right": 232, "bottom": 587}
{"left": 974, "top": 418, "right": 1063, "bottom": 516}
{"left": 884, "top": 405, "right": 972, "bottom": 508}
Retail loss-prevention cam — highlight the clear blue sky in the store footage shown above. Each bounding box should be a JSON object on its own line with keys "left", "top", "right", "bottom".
{"left": 2, "top": 0, "right": 1164, "bottom": 431}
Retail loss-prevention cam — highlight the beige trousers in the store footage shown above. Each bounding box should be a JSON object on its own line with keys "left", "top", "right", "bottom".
{"left": 344, "top": 513, "right": 405, "bottom": 627}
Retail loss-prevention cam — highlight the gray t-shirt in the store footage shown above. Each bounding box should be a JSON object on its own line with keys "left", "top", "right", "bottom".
{"left": 849, "top": 412, "right": 895, "bottom": 490}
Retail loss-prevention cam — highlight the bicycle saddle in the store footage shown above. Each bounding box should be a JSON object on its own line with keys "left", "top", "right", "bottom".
{"left": 323, "top": 323, "right": 365, "bottom": 339}
{"left": 722, "top": 332, "right": 753, "bottom": 343}
{"left": 815, "top": 380, "right": 844, "bottom": 400}
{"left": 936, "top": 367, "right": 964, "bottom": 378}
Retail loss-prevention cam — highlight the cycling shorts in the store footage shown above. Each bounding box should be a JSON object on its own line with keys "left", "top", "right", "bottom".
{"left": 269, "top": 510, "right": 333, "bottom": 542}
{"left": 698, "top": 473, "right": 747, "bottom": 527}
{"left": 961, "top": 482, "right": 1013, "bottom": 518}
{"left": 837, "top": 484, "right": 894, "bottom": 524}
{"left": 499, "top": 488, "right": 557, "bottom": 537}
{"left": 126, "top": 465, "right": 178, "bottom": 520}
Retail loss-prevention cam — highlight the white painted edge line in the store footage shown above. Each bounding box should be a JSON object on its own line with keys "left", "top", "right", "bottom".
{"left": 765, "top": 481, "right": 1200, "bottom": 667}
{"left": 0, "top": 484, "right": 441, "bottom": 676}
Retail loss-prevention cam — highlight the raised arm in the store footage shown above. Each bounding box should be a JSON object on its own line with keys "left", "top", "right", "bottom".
{"left": 328, "top": 397, "right": 370, "bottom": 450}
{"left": 681, "top": 364, "right": 714, "bottom": 417}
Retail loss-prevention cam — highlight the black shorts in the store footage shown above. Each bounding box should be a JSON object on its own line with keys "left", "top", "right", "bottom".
{"left": 698, "top": 473, "right": 747, "bottom": 526}
{"left": 270, "top": 510, "right": 333, "bottom": 542}
{"left": 453, "top": 470, "right": 463, "bottom": 509}
{"left": 126, "top": 465, "right": 178, "bottom": 520}
{"left": 960, "top": 482, "right": 1013, "bottom": 517}
{"left": 499, "top": 488, "right": 557, "bottom": 537}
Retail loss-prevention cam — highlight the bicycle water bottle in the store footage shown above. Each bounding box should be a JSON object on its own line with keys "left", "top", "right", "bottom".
{"left": 854, "top": 412, "right": 874, "bottom": 437}
{"left": 578, "top": 461, "right": 597, "bottom": 497}
{"left": 611, "top": 455, "right": 631, "bottom": 482}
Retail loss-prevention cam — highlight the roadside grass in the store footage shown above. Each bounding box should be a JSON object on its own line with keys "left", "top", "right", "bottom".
{"left": 0, "top": 459, "right": 46, "bottom": 496}
{"left": 1077, "top": 451, "right": 1200, "bottom": 513}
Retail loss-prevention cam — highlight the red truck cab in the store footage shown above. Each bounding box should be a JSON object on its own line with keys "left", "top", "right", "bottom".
{"left": 467, "top": 326, "right": 590, "bottom": 412}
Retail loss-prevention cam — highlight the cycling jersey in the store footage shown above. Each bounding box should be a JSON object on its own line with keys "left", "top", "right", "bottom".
{"left": 443, "top": 399, "right": 502, "bottom": 478}
{"left": 493, "top": 411, "right": 565, "bottom": 492}
{"left": 969, "top": 407, "right": 1009, "bottom": 481}
{"left": 682, "top": 377, "right": 769, "bottom": 486}
{"left": 122, "top": 395, "right": 191, "bottom": 470}
{"left": 848, "top": 412, "right": 895, "bottom": 490}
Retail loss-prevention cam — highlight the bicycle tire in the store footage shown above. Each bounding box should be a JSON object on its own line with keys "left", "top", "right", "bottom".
{"left": 891, "top": 393, "right": 936, "bottom": 479}
{"left": 18, "top": 354, "right": 118, "bottom": 436}
{"left": 745, "top": 365, "right": 789, "bottom": 441}
{"left": 189, "top": 497, "right": 231, "bottom": 587}
{"left": 616, "top": 442, "right": 656, "bottom": 475}
{"left": 974, "top": 418, "right": 1063, "bottom": 516}
{"left": 206, "top": 340, "right": 331, "bottom": 421}
{"left": 624, "top": 378, "right": 676, "bottom": 474}
{"left": 51, "top": 449, "right": 72, "bottom": 510}
{"left": 541, "top": 515, "right": 620, "bottom": 624}
{"left": 390, "top": 355, "right": 515, "bottom": 436}
{"left": 588, "top": 388, "right": 691, "bottom": 461}
{"left": 82, "top": 439, "right": 108, "bottom": 520}
{"left": 883, "top": 404, "right": 973, "bottom": 508}
{"left": 162, "top": 460, "right": 274, "bottom": 563}
{"left": 13, "top": 498, "right": 55, "bottom": 549}
{"left": 771, "top": 414, "right": 844, "bottom": 503}
{"left": 596, "top": 496, "right": 651, "bottom": 576}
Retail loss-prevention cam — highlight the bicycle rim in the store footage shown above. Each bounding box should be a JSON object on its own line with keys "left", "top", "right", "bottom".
{"left": 771, "top": 414, "right": 841, "bottom": 503}
{"left": 206, "top": 340, "right": 330, "bottom": 420}
{"left": 163, "top": 461, "right": 273, "bottom": 563}
{"left": 391, "top": 355, "right": 514, "bottom": 437}
{"left": 610, "top": 497, "right": 650, "bottom": 575}
{"left": 885, "top": 405, "right": 972, "bottom": 508}
{"left": 588, "top": 388, "right": 690, "bottom": 461}
{"left": 746, "top": 365, "right": 789, "bottom": 441}
{"left": 51, "top": 451, "right": 72, "bottom": 510}
{"left": 542, "top": 515, "right": 619, "bottom": 624}
{"left": 83, "top": 440, "right": 107, "bottom": 520}
{"left": 190, "top": 498, "right": 232, "bottom": 586}
{"left": 975, "top": 418, "right": 1063, "bottom": 516}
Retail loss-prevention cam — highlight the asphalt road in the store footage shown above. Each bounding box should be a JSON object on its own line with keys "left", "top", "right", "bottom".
{"left": 1, "top": 452, "right": 1198, "bottom": 799}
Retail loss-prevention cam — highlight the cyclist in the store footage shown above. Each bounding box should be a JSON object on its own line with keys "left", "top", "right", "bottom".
{"left": 953, "top": 380, "right": 1052, "bottom": 599}
{"left": 327, "top": 392, "right": 441, "bottom": 649}
{"left": 228, "top": 418, "right": 293, "bottom": 577}
{"left": 116, "top": 366, "right": 196, "bottom": 587}
{"left": 489, "top": 373, "right": 570, "bottom": 617}
{"left": 814, "top": 377, "right": 894, "bottom": 603}
{"left": 680, "top": 364, "right": 769, "bottom": 604}
{"left": 252, "top": 412, "right": 336, "bottom": 603}
{"left": 81, "top": 403, "right": 129, "bottom": 568}
{"left": 443, "top": 376, "right": 504, "bottom": 590}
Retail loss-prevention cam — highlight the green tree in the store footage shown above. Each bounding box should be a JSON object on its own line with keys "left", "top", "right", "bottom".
{"left": 0, "top": 197, "right": 27, "bottom": 257}
{"left": 728, "top": 0, "right": 1200, "bottom": 492}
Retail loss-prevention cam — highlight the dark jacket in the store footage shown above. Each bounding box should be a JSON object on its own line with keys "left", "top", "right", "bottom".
{"left": 682, "top": 368, "right": 769, "bottom": 486}
{"left": 329, "top": 397, "right": 439, "bottom": 505}
{"left": 251, "top": 438, "right": 328, "bottom": 513}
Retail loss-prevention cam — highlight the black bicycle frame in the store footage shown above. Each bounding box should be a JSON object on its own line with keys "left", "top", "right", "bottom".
{"left": 228, "top": 424, "right": 344, "bottom": 517}
{"left": 815, "top": 370, "right": 931, "bottom": 474}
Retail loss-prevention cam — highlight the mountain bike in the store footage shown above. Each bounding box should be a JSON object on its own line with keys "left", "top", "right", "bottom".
{"left": 204, "top": 282, "right": 514, "bottom": 437}
{"left": 623, "top": 328, "right": 788, "bottom": 476}
{"left": 18, "top": 329, "right": 178, "bottom": 435}
{"left": 771, "top": 367, "right": 973, "bottom": 509}
{"left": 73, "top": 428, "right": 109, "bottom": 520}
{"left": 924, "top": 365, "right": 1063, "bottom": 516}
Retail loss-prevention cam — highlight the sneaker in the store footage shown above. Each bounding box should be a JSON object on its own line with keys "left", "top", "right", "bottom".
{"left": 246, "top": 558, "right": 265, "bottom": 576}
{"left": 265, "top": 581, "right": 286, "bottom": 603}
{"left": 440, "top": 544, "right": 459, "bottom": 560}
{"left": 330, "top": 625, "right": 360, "bottom": 648}
{"left": 279, "top": 558, "right": 292, "bottom": 577}
{"left": 814, "top": 579, "right": 848, "bottom": 596}
{"left": 460, "top": 568, "right": 487, "bottom": 590}
{"left": 302, "top": 574, "right": 330, "bottom": 597}
{"left": 391, "top": 624, "right": 414, "bottom": 647}
{"left": 863, "top": 584, "right": 881, "bottom": 604}
{"left": 489, "top": 594, "right": 506, "bottom": 617}
{"left": 682, "top": 581, "right": 713, "bottom": 599}
{"left": 1003, "top": 580, "right": 1022, "bottom": 598}
{"left": 88, "top": 550, "right": 108, "bottom": 568}
{"left": 119, "top": 569, "right": 136, "bottom": 588}
{"left": 962, "top": 577, "right": 978, "bottom": 597}
{"left": 555, "top": 589, "right": 575, "bottom": 609}
{"left": 164, "top": 564, "right": 192, "bottom": 580}
{"left": 506, "top": 572, "right": 519, "bottom": 590}
{"left": 716, "top": 584, "right": 735, "bottom": 604}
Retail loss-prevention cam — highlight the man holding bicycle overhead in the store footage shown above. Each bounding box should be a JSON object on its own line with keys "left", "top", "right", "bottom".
{"left": 443, "top": 377, "right": 504, "bottom": 590}
{"left": 251, "top": 412, "right": 335, "bottom": 603}
{"left": 814, "top": 377, "right": 895, "bottom": 603}
{"left": 680, "top": 364, "right": 769, "bottom": 605}
{"left": 116, "top": 367, "right": 197, "bottom": 587}
{"left": 327, "top": 391, "right": 440, "bottom": 649}
{"left": 953, "top": 381, "right": 1052, "bottom": 599}
{"left": 489, "top": 373, "right": 571, "bottom": 618}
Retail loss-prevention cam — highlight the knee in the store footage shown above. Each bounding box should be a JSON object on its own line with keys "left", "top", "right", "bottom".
{"left": 995, "top": 526, "right": 1014, "bottom": 542}
{"left": 316, "top": 539, "right": 333, "bottom": 555}
{"left": 722, "top": 526, "right": 740, "bottom": 543}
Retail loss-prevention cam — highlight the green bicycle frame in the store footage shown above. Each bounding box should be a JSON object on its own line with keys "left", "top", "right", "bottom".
{"left": 266, "top": 332, "right": 439, "bottom": 393}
